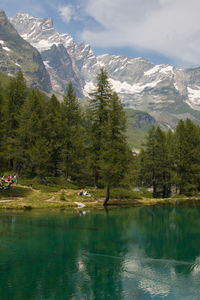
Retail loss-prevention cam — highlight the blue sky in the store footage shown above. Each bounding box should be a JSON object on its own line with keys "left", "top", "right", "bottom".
{"left": 1, "top": 0, "right": 200, "bottom": 68}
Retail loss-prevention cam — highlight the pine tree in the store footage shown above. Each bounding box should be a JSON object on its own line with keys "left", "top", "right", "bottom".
{"left": 88, "top": 68, "right": 112, "bottom": 187}
{"left": 16, "top": 90, "right": 50, "bottom": 178}
{"left": 99, "top": 92, "right": 130, "bottom": 205}
{"left": 61, "top": 82, "right": 84, "bottom": 181}
{"left": 140, "top": 126, "right": 172, "bottom": 198}
{"left": 5, "top": 70, "right": 28, "bottom": 170}
{"left": 0, "top": 90, "right": 6, "bottom": 172}
{"left": 45, "top": 94, "right": 63, "bottom": 177}
{"left": 6, "top": 70, "right": 27, "bottom": 130}
{"left": 175, "top": 119, "right": 200, "bottom": 194}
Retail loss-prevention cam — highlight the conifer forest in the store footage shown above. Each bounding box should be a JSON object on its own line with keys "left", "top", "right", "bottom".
{"left": 0, "top": 68, "right": 200, "bottom": 201}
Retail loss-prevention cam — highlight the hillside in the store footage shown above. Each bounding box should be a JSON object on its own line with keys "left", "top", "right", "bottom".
{"left": 0, "top": 10, "right": 51, "bottom": 92}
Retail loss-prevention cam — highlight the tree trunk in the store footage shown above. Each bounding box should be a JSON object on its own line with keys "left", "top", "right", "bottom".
{"left": 16, "top": 162, "right": 22, "bottom": 177}
{"left": 95, "top": 170, "right": 99, "bottom": 188}
{"left": 103, "top": 185, "right": 110, "bottom": 206}
{"left": 153, "top": 182, "right": 157, "bottom": 198}
{"left": 10, "top": 158, "right": 14, "bottom": 170}
{"left": 54, "top": 161, "right": 58, "bottom": 177}
{"left": 65, "top": 171, "right": 69, "bottom": 181}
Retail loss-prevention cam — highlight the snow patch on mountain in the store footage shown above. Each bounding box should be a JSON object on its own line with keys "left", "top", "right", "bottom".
{"left": 159, "top": 65, "right": 174, "bottom": 74}
{"left": 83, "top": 81, "right": 95, "bottom": 97}
{"left": 186, "top": 87, "right": 200, "bottom": 110}
{"left": 109, "top": 78, "right": 162, "bottom": 94}
{"left": 144, "top": 65, "right": 174, "bottom": 76}
{"left": 84, "top": 77, "right": 163, "bottom": 98}
{"left": 2, "top": 46, "right": 10, "bottom": 52}
{"left": 144, "top": 65, "right": 161, "bottom": 76}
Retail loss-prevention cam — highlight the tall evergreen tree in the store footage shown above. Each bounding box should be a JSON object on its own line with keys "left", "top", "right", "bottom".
{"left": 6, "top": 70, "right": 27, "bottom": 130}
{"left": 5, "top": 70, "right": 27, "bottom": 170}
{"left": 61, "top": 82, "right": 84, "bottom": 181}
{"left": 16, "top": 90, "right": 50, "bottom": 177}
{"left": 175, "top": 119, "right": 200, "bottom": 194}
{"left": 45, "top": 94, "right": 63, "bottom": 177}
{"left": 0, "top": 90, "right": 6, "bottom": 172}
{"left": 99, "top": 92, "right": 130, "bottom": 205}
{"left": 88, "top": 68, "right": 112, "bottom": 187}
{"left": 140, "top": 126, "right": 172, "bottom": 198}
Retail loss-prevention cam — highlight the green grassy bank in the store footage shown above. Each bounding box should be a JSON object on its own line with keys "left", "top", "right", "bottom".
{"left": 0, "top": 178, "right": 200, "bottom": 210}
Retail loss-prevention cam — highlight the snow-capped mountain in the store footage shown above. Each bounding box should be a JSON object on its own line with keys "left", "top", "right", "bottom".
{"left": 9, "top": 12, "right": 200, "bottom": 127}
{"left": 0, "top": 10, "right": 51, "bottom": 92}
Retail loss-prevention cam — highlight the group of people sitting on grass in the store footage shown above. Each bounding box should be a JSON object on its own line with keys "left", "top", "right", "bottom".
{"left": 0, "top": 174, "right": 17, "bottom": 190}
{"left": 77, "top": 190, "right": 91, "bottom": 196}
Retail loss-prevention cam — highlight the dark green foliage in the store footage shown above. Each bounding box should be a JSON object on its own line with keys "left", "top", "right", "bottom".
{"left": 2, "top": 69, "right": 200, "bottom": 201}
{"left": 5, "top": 70, "right": 28, "bottom": 171}
{"left": 139, "top": 119, "right": 200, "bottom": 197}
{"left": 61, "top": 82, "right": 85, "bottom": 182}
{"left": 88, "top": 68, "right": 112, "bottom": 187}
{"left": 6, "top": 70, "right": 27, "bottom": 130}
{"left": 99, "top": 92, "right": 132, "bottom": 204}
{"left": 174, "top": 119, "right": 200, "bottom": 195}
{"left": 139, "top": 126, "right": 173, "bottom": 198}
{"left": 89, "top": 188, "right": 141, "bottom": 200}
{"left": 0, "top": 90, "right": 6, "bottom": 172}
{"left": 45, "top": 94, "right": 63, "bottom": 177}
{"left": 16, "top": 89, "right": 50, "bottom": 177}
{"left": 88, "top": 69, "right": 133, "bottom": 204}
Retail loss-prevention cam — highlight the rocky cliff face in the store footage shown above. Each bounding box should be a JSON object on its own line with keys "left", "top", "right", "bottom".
{"left": 0, "top": 10, "right": 51, "bottom": 92}
{"left": 10, "top": 12, "right": 200, "bottom": 127}
{"left": 41, "top": 44, "right": 82, "bottom": 96}
{"left": 10, "top": 12, "right": 86, "bottom": 96}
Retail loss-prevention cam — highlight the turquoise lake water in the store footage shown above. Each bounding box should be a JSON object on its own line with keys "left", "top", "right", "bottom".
{"left": 0, "top": 206, "right": 200, "bottom": 299}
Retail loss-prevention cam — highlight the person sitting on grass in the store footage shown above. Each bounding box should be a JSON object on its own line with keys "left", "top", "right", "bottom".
{"left": 78, "top": 190, "right": 83, "bottom": 196}
{"left": 12, "top": 175, "right": 17, "bottom": 185}
{"left": 78, "top": 190, "right": 91, "bottom": 196}
{"left": 83, "top": 190, "right": 90, "bottom": 196}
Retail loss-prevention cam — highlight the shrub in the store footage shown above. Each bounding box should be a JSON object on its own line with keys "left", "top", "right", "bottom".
{"left": 171, "top": 194, "right": 187, "bottom": 199}
{"left": 89, "top": 188, "right": 141, "bottom": 199}
{"left": 60, "top": 191, "right": 66, "bottom": 201}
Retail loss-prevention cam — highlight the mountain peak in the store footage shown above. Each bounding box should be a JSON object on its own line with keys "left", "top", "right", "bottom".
{"left": 12, "top": 12, "right": 53, "bottom": 24}
{"left": 12, "top": 12, "right": 34, "bottom": 19}
{"left": 0, "top": 9, "right": 11, "bottom": 26}
{"left": 0, "top": 9, "right": 6, "bottom": 16}
{"left": 9, "top": 10, "right": 200, "bottom": 128}
{"left": 11, "top": 12, "right": 54, "bottom": 31}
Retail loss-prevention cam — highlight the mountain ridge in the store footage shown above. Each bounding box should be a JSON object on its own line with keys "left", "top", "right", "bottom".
{"left": 8, "top": 11, "right": 200, "bottom": 128}
{"left": 0, "top": 9, "right": 51, "bottom": 92}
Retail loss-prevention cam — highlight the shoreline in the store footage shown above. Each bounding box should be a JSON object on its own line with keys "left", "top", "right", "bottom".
{"left": 0, "top": 185, "right": 200, "bottom": 210}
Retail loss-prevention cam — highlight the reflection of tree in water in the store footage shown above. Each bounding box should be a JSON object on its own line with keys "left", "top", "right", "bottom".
{"left": 131, "top": 205, "right": 200, "bottom": 274}
{"left": 0, "top": 213, "right": 86, "bottom": 299}
{"left": 1, "top": 207, "right": 200, "bottom": 299}
{"left": 0, "top": 211, "right": 132, "bottom": 300}
{"left": 77, "top": 212, "right": 131, "bottom": 300}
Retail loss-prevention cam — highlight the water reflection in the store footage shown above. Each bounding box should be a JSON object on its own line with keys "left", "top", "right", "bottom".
{"left": 0, "top": 206, "right": 200, "bottom": 299}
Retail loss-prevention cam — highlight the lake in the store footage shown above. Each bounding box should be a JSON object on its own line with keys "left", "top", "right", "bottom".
{"left": 0, "top": 205, "right": 200, "bottom": 299}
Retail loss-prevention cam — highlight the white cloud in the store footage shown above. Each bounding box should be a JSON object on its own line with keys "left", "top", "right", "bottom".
{"left": 58, "top": 5, "right": 74, "bottom": 24}
{"left": 79, "top": 0, "right": 200, "bottom": 66}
